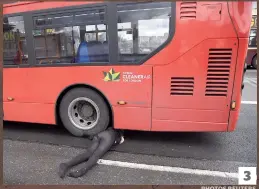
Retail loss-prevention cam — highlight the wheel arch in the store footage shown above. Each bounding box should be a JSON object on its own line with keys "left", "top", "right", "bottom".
{"left": 55, "top": 83, "right": 114, "bottom": 127}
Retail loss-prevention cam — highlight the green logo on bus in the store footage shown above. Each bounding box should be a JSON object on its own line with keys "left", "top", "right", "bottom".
{"left": 103, "top": 68, "right": 120, "bottom": 82}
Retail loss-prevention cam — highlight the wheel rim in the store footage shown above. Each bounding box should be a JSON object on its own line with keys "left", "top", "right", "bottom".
{"left": 68, "top": 97, "right": 100, "bottom": 130}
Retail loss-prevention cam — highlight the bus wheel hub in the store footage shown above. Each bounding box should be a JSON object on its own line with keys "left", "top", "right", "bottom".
{"left": 68, "top": 97, "right": 100, "bottom": 130}
{"left": 80, "top": 104, "right": 94, "bottom": 119}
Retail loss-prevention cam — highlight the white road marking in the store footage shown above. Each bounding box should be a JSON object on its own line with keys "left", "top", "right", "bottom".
{"left": 247, "top": 78, "right": 257, "bottom": 84}
{"left": 241, "top": 101, "right": 257, "bottom": 105}
{"left": 244, "top": 78, "right": 257, "bottom": 87}
{"left": 97, "top": 159, "right": 239, "bottom": 179}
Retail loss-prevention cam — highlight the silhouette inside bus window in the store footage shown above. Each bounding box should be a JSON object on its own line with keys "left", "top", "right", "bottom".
{"left": 58, "top": 127, "right": 124, "bottom": 178}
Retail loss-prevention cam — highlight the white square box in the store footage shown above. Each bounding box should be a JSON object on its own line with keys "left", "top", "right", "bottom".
{"left": 238, "top": 167, "right": 257, "bottom": 185}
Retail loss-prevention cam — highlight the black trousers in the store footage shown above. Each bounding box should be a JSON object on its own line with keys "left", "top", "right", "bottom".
{"left": 58, "top": 128, "right": 121, "bottom": 178}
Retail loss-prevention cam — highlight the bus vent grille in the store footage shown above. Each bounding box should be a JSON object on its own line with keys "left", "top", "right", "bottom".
{"left": 171, "top": 77, "right": 194, "bottom": 96}
{"left": 205, "top": 48, "right": 232, "bottom": 97}
{"left": 180, "top": 1, "right": 197, "bottom": 20}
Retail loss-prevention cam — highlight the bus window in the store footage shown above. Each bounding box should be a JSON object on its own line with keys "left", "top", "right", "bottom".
{"left": 3, "top": 16, "right": 28, "bottom": 65}
{"left": 72, "top": 24, "right": 108, "bottom": 63}
{"left": 85, "top": 24, "right": 107, "bottom": 43}
{"left": 33, "top": 27, "right": 74, "bottom": 64}
{"left": 69, "top": 8, "right": 108, "bottom": 63}
{"left": 32, "top": 8, "right": 109, "bottom": 64}
{"left": 117, "top": 2, "right": 171, "bottom": 63}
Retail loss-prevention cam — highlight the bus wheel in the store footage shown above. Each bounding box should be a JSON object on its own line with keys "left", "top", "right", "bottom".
{"left": 59, "top": 88, "right": 110, "bottom": 137}
{"left": 252, "top": 55, "right": 257, "bottom": 69}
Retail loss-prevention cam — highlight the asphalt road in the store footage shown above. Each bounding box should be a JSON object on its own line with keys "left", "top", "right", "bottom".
{"left": 3, "top": 70, "right": 257, "bottom": 185}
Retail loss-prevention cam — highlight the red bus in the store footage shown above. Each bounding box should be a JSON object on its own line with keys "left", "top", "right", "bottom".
{"left": 3, "top": 1, "right": 252, "bottom": 137}
{"left": 245, "top": 15, "right": 257, "bottom": 69}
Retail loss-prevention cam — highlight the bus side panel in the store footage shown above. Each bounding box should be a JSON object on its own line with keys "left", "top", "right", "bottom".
{"left": 3, "top": 66, "right": 153, "bottom": 130}
{"left": 152, "top": 120, "right": 227, "bottom": 132}
{"left": 227, "top": 2, "right": 252, "bottom": 132}
{"left": 3, "top": 1, "right": 96, "bottom": 14}
{"left": 151, "top": 38, "right": 237, "bottom": 132}
{"left": 4, "top": 102, "right": 55, "bottom": 124}
{"left": 230, "top": 1, "right": 252, "bottom": 38}
{"left": 146, "top": 1, "right": 237, "bottom": 67}
{"left": 153, "top": 109, "right": 228, "bottom": 123}
{"left": 228, "top": 38, "right": 250, "bottom": 131}
{"left": 113, "top": 107, "right": 151, "bottom": 131}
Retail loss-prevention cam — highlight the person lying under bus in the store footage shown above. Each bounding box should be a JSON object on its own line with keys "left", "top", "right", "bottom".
{"left": 58, "top": 127, "right": 124, "bottom": 178}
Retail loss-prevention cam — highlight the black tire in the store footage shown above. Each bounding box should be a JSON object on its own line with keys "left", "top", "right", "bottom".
{"left": 59, "top": 87, "right": 110, "bottom": 137}
{"left": 252, "top": 55, "right": 257, "bottom": 69}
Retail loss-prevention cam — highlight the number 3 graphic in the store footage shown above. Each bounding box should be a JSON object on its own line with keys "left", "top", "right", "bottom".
{"left": 244, "top": 171, "right": 251, "bottom": 181}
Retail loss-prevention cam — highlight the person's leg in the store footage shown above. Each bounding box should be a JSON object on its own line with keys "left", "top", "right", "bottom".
{"left": 68, "top": 140, "right": 111, "bottom": 178}
{"left": 58, "top": 136, "right": 100, "bottom": 178}
{"left": 67, "top": 129, "right": 120, "bottom": 178}
{"left": 67, "top": 148, "right": 106, "bottom": 178}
